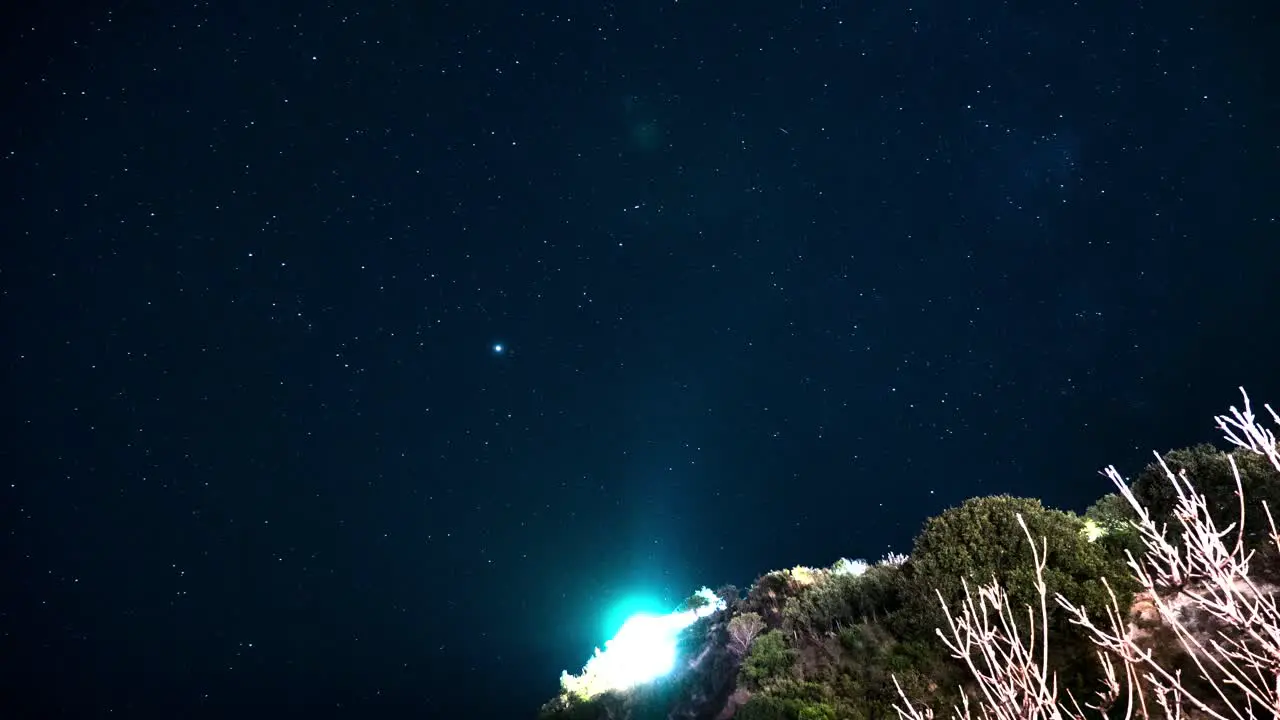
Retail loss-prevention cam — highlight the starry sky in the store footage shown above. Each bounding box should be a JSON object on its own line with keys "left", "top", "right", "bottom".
{"left": 3, "top": 0, "right": 1277, "bottom": 717}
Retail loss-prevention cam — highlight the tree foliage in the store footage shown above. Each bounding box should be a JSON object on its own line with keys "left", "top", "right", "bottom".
{"left": 904, "top": 495, "right": 1135, "bottom": 628}
{"left": 899, "top": 494, "right": 1138, "bottom": 698}
{"left": 740, "top": 629, "right": 795, "bottom": 687}
{"left": 1130, "top": 442, "right": 1280, "bottom": 577}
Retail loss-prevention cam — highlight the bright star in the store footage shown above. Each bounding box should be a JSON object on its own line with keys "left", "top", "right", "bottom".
{"left": 492, "top": 343, "right": 504, "bottom": 355}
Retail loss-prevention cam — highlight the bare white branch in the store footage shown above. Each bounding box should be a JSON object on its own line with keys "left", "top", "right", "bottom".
{"left": 895, "top": 388, "right": 1280, "bottom": 720}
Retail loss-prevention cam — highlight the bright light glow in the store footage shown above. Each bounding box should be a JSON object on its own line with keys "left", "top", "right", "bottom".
{"left": 560, "top": 588, "right": 724, "bottom": 700}
{"left": 1080, "top": 518, "right": 1107, "bottom": 542}
{"left": 832, "top": 557, "right": 870, "bottom": 576}
{"left": 492, "top": 343, "right": 504, "bottom": 354}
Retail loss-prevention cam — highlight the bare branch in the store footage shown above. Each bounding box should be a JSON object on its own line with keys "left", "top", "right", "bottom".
{"left": 895, "top": 388, "right": 1280, "bottom": 720}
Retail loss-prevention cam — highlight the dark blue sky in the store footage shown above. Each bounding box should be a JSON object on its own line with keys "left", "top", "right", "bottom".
{"left": 4, "top": 1, "right": 1277, "bottom": 717}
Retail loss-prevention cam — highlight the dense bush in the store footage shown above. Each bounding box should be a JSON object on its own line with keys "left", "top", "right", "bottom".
{"left": 904, "top": 495, "right": 1135, "bottom": 624}
{"left": 1130, "top": 443, "right": 1280, "bottom": 578}
{"left": 1083, "top": 491, "right": 1145, "bottom": 563}
{"left": 740, "top": 630, "right": 795, "bottom": 687}
{"left": 898, "top": 494, "right": 1138, "bottom": 698}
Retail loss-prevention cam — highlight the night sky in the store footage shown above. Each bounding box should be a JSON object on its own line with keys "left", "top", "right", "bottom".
{"left": 4, "top": 0, "right": 1277, "bottom": 717}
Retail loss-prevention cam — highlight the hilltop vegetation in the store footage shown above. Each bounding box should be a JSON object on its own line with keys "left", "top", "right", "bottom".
{"left": 540, "top": 390, "right": 1280, "bottom": 720}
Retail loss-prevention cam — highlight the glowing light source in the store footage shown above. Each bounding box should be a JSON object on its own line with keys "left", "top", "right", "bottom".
{"left": 559, "top": 588, "right": 724, "bottom": 700}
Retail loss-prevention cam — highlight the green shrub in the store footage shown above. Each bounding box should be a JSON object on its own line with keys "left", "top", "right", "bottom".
{"left": 796, "top": 701, "right": 837, "bottom": 720}
{"left": 1131, "top": 443, "right": 1280, "bottom": 577}
{"left": 741, "top": 630, "right": 795, "bottom": 686}
{"left": 901, "top": 494, "right": 1136, "bottom": 699}
{"left": 1083, "top": 492, "right": 1145, "bottom": 563}
{"left": 906, "top": 495, "right": 1134, "bottom": 623}
{"left": 736, "top": 694, "right": 792, "bottom": 720}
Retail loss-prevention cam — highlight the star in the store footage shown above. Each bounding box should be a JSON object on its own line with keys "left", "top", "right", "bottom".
{"left": 492, "top": 343, "right": 505, "bottom": 355}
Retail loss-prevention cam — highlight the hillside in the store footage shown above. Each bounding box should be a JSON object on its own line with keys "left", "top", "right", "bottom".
{"left": 539, "top": 390, "right": 1280, "bottom": 720}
